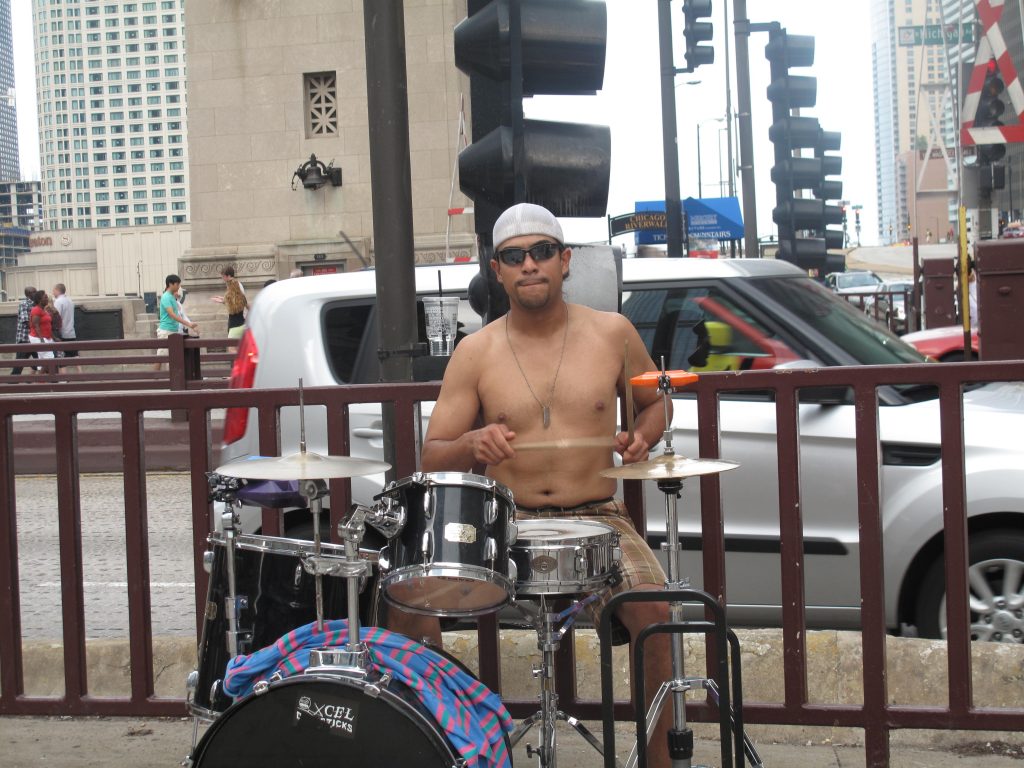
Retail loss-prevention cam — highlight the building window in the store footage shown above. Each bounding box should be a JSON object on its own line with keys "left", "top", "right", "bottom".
{"left": 304, "top": 71, "right": 339, "bottom": 137}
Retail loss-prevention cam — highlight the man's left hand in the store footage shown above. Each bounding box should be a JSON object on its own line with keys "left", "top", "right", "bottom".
{"left": 614, "top": 431, "right": 650, "bottom": 465}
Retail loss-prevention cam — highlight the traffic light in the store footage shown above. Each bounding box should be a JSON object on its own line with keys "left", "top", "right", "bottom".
{"left": 454, "top": 0, "right": 611, "bottom": 231}
{"left": 765, "top": 29, "right": 843, "bottom": 273}
{"left": 682, "top": 0, "right": 714, "bottom": 70}
{"left": 975, "top": 59, "right": 1007, "bottom": 164}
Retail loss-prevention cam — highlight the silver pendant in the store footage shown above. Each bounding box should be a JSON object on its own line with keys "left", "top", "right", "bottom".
{"left": 542, "top": 405, "right": 551, "bottom": 429}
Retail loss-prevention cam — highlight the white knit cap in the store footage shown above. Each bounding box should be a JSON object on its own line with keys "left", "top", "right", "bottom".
{"left": 492, "top": 203, "right": 564, "bottom": 249}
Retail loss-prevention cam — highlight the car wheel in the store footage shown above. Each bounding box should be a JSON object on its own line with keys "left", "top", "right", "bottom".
{"left": 916, "top": 529, "right": 1024, "bottom": 643}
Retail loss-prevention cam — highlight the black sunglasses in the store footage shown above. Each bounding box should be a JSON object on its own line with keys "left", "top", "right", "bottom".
{"left": 495, "top": 241, "right": 563, "bottom": 266}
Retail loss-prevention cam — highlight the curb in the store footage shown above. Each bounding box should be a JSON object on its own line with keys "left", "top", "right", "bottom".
{"left": 17, "top": 629, "right": 1024, "bottom": 750}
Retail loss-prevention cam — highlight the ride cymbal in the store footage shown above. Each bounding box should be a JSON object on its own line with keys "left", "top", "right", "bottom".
{"left": 215, "top": 451, "right": 391, "bottom": 481}
{"left": 599, "top": 454, "right": 739, "bottom": 480}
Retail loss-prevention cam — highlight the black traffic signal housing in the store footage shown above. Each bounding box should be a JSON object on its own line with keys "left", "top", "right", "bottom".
{"left": 455, "top": 0, "right": 611, "bottom": 228}
{"left": 765, "top": 29, "right": 843, "bottom": 274}
{"left": 455, "top": 0, "right": 611, "bottom": 321}
{"left": 682, "top": 0, "right": 714, "bottom": 70}
{"left": 975, "top": 59, "right": 1007, "bottom": 164}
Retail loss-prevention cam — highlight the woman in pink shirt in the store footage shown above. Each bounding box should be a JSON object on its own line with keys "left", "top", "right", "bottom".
{"left": 28, "top": 289, "right": 56, "bottom": 370}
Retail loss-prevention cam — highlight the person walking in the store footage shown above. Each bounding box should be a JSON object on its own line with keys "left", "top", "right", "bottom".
{"left": 11, "top": 286, "right": 37, "bottom": 375}
{"left": 153, "top": 274, "right": 197, "bottom": 370}
{"left": 52, "top": 283, "right": 81, "bottom": 373}
{"left": 210, "top": 265, "right": 247, "bottom": 338}
{"left": 28, "top": 289, "right": 56, "bottom": 373}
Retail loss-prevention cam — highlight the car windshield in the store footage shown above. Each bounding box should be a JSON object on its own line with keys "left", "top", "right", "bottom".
{"left": 752, "top": 276, "right": 927, "bottom": 366}
{"left": 839, "top": 272, "right": 880, "bottom": 288}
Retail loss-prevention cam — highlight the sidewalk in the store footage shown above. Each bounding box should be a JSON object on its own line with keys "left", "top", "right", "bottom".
{"left": 3, "top": 714, "right": 1023, "bottom": 767}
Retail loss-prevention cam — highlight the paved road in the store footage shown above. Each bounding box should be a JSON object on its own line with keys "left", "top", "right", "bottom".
{"left": 846, "top": 243, "right": 956, "bottom": 279}
{"left": 15, "top": 472, "right": 197, "bottom": 640}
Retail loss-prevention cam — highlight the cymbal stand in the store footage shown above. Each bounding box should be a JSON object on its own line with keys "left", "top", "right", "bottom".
{"left": 509, "top": 594, "right": 611, "bottom": 768}
{"left": 600, "top": 364, "right": 760, "bottom": 768}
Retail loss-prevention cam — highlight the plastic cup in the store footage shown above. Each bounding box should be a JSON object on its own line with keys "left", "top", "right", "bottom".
{"left": 423, "top": 296, "right": 459, "bottom": 356}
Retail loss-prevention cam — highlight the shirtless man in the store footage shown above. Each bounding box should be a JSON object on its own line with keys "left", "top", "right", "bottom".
{"left": 392, "top": 202, "right": 675, "bottom": 768}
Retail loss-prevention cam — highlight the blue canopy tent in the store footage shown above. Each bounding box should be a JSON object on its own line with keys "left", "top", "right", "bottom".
{"left": 682, "top": 197, "right": 744, "bottom": 241}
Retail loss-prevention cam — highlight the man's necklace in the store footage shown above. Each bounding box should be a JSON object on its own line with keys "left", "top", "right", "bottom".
{"left": 505, "top": 305, "right": 570, "bottom": 429}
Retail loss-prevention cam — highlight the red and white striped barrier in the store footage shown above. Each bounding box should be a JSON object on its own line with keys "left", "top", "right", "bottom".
{"left": 962, "top": 0, "right": 1024, "bottom": 145}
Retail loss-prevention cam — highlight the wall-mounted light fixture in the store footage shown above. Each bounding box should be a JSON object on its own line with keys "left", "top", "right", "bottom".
{"left": 291, "top": 153, "right": 342, "bottom": 191}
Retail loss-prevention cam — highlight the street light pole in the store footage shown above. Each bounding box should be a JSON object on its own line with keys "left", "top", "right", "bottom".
{"left": 696, "top": 124, "right": 703, "bottom": 199}
{"left": 697, "top": 117, "right": 726, "bottom": 198}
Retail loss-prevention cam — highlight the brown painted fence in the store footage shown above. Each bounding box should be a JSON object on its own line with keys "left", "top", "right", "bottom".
{"left": 0, "top": 335, "right": 238, "bottom": 393}
{"left": 2, "top": 361, "right": 1024, "bottom": 766}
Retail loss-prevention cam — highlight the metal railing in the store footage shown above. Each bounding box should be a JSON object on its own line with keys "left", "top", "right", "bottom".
{"left": 2, "top": 362, "right": 1024, "bottom": 764}
{"left": 0, "top": 334, "right": 238, "bottom": 393}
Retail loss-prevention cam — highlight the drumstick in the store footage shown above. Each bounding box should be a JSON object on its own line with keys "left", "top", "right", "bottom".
{"left": 625, "top": 340, "right": 635, "bottom": 445}
{"left": 514, "top": 437, "right": 617, "bottom": 451}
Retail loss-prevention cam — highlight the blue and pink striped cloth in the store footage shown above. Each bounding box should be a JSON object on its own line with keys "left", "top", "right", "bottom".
{"left": 223, "top": 620, "right": 513, "bottom": 768}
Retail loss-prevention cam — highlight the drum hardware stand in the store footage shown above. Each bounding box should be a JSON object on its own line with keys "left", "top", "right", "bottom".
{"left": 304, "top": 500, "right": 405, "bottom": 676}
{"left": 205, "top": 474, "right": 251, "bottom": 660}
{"left": 509, "top": 585, "right": 619, "bottom": 768}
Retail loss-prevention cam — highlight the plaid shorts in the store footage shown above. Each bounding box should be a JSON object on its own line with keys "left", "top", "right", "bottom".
{"left": 514, "top": 498, "right": 666, "bottom": 625}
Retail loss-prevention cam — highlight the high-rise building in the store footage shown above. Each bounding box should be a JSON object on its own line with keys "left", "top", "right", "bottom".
{"left": 0, "top": 0, "right": 20, "bottom": 181}
{"left": 871, "top": 0, "right": 974, "bottom": 244}
{"left": 33, "top": 0, "right": 188, "bottom": 231}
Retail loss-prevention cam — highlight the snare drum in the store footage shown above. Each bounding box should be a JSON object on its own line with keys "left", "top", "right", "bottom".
{"left": 510, "top": 519, "right": 621, "bottom": 595}
{"left": 188, "top": 532, "right": 379, "bottom": 719}
{"left": 377, "top": 472, "right": 517, "bottom": 617}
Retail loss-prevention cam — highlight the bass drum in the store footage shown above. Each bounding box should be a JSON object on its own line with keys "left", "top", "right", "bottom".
{"left": 189, "top": 647, "right": 507, "bottom": 768}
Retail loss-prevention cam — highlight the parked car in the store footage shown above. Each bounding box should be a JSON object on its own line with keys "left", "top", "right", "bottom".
{"left": 220, "top": 258, "right": 1024, "bottom": 643}
{"left": 824, "top": 269, "right": 884, "bottom": 295}
{"left": 864, "top": 279, "right": 914, "bottom": 334}
{"left": 903, "top": 325, "right": 980, "bottom": 362}
{"left": 824, "top": 269, "right": 889, "bottom": 319}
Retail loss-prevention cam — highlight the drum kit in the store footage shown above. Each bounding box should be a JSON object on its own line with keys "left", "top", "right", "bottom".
{"left": 183, "top": 369, "right": 762, "bottom": 768}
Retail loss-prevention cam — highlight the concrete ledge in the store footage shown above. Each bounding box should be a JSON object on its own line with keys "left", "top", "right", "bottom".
{"left": 16, "top": 629, "right": 1024, "bottom": 749}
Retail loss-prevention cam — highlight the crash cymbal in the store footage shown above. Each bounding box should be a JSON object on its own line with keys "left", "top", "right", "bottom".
{"left": 515, "top": 437, "right": 617, "bottom": 451}
{"left": 600, "top": 454, "right": 739, "bottom": 481}
{"left": 215, "top": 451, "right": 391, "bottom": 481}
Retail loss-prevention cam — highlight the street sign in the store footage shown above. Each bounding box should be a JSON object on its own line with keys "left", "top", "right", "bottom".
{"left": 608, "top": 210, "right": 668, "bottom": 237}
{"left": 898, "top": 24, "right": 973, "bottom": 46}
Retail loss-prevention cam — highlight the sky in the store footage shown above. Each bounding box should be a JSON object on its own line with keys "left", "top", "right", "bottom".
{"left": 525, "top": 1, "right": 878, "bottom": 247}
{"left": 8, "top": 0, "right": 879, "bottom": 246}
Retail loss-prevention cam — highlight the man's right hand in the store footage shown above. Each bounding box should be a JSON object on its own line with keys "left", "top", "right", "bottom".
{"left": 468, "top": 423, "right": 516, "bottom": 466}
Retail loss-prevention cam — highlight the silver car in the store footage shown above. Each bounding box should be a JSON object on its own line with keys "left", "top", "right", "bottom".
{"left": 219, "top": 258, "right": 1024, "bottom": 643}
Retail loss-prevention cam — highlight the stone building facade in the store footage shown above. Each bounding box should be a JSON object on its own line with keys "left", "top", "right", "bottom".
{"left": 182, "top": 1, "right": 476, "bottom": 289}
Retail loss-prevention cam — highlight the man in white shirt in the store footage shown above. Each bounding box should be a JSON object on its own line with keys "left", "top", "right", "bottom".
{"left": 52, "top": 283, "right": 81, "bottom": 373}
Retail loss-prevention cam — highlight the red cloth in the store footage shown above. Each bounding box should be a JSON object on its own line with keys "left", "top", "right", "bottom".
{"left": 30, "top": 305, "right": 53, "bottom": 340}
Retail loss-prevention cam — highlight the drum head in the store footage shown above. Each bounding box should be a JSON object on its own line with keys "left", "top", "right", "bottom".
{"left": 191, "top": 675, "right": 456, "bottom": 767}
{"left": 516, "top": 519, "right": 615, "bottom": 544}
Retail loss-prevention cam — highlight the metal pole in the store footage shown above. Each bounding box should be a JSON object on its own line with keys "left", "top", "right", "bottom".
{"left": 659, "top": 0, "right": 683, "bottom": 258}
{"left": 724, "top": 0, "right": 737, "bottom": 255}
{"left": 696, "top": 123, "right": 703, "bottom": 199}
{"left": 363, "top": 0, "right": 417, "bottom": 476}
{"left": 733, "top": 0, "right": 759, "bottom": 257}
